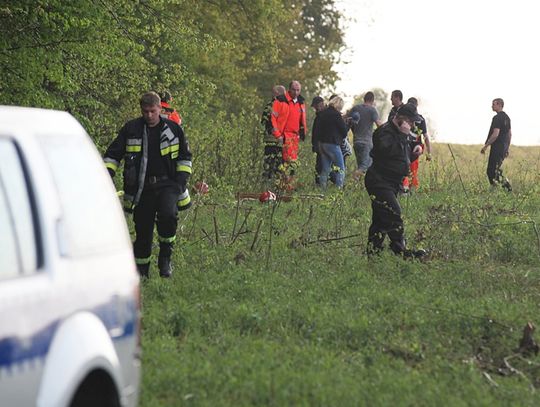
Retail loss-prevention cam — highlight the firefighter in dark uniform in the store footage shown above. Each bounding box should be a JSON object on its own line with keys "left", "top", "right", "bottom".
{"left": 364, "top": 103, "right": 426, "bottom": 258}
{"left": 104, "top": 91, "right": 192, "bottom": 278}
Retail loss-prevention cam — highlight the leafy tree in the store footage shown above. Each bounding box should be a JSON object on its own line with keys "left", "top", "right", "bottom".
{"left": 0, "top": 0, "right": 346, "bottom": 187}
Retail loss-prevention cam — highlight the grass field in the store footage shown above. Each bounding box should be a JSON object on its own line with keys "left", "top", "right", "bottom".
{"left": 138, "top": 143, "right": 540, "bottom": 406}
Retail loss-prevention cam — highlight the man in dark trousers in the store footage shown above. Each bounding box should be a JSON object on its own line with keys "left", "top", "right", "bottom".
{"left": 261, "top": 85, "right": 286, "bottom": 181}
{"left": 365, "top": 103, "right": 426, "bottom": 258}
{"left": 104, "top": 91, "right": 192, "bottom": 278}
{"left": 480, "top": 98, "right": 512, "bottom": 191}
{"left": 310, "top": 95, "right": 325, "bottom": 184}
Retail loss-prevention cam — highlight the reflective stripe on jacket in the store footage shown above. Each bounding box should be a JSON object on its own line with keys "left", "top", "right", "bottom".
{"left": 160, "top": 101, "right": 182, "bottom": 125}
{"left": 104, "top": 117, "right": 192, "bottom": 210}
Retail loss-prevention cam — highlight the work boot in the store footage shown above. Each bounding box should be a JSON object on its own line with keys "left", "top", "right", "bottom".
{"left": 402, "top": 249, "right": 428, "bottom": 260}
{"left": 137, "top": 263, "right": 150, "bottom": 279}
{"left": 502, "top": 178, "right": 512, "bottom": 192}
{"left": 158, "top": 257, "right": 172, "bottom": 278}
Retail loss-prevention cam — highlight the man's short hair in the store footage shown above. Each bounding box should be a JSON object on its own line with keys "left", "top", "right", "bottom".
{"left": 364, "top": 91, "right": 375, "bottom": 103}
{"left": 493, "top": 98, "right": 504, "bottom": 107}
{"left": 159, "top": 91, "right": 172, "bottom": 103}
{"left": 407, "top": 97, "right": 418, "bottom": 107}
{"left": 328, "top": 96, "right": 344, "bottom": 111}
{"left": 391, "top": 90, "right": 403, "bottom": 100}
{"left": 311, "top": 96, "right": 324, "bottom": 107}
{"left": 140, "top": 91, "right": 161, "bottom": 108}
{"left": 273, "top": 85, "right": 286, "bottom": 96}
{"left": 289, "top": 80, "right": 301, "bottom": 90}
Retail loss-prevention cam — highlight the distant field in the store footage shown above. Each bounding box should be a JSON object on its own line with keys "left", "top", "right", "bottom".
{"left": 139, "top": 142, "right": 540, "bottom": 406}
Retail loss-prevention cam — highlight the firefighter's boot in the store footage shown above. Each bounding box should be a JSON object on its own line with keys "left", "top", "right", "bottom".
{"left": 137, "top": 263, "right": 150, "bottom": 279}
{"left": 158, "top": 256, "right": 172, "bottom": 278}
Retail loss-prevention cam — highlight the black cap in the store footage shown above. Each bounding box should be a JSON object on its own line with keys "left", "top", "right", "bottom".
{"left": 311, "top": 96, "right": 324, "bottom": 107}
{"left": 396, "top": 103, "right": 421, "bottom": 122}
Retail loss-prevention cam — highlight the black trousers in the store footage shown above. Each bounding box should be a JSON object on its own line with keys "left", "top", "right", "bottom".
{"left": 133, "top": 180, "right": 180, "bottom": 263}
{"left": 487, "top": 143, "right": 507, "bottom": 186}
{"left": 366, "top": 186, "right": 406, "bottom": 254}
{"left": 263, "top": 144, "right": 282, "bottom": 179}
{"left": 314, "top": 152, "right": 322, "bottom": 184}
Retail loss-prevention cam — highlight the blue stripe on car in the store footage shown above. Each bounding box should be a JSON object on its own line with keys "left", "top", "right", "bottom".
{"left": 0, "top": 298, "right": 137, "bottom": 371}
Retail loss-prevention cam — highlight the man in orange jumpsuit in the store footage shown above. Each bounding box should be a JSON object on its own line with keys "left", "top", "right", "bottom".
{"left": 159, "top": 91, "right": 182, "bottom": 125}
{"left": 271, "top": 80, "right": 307, "bottom": 165}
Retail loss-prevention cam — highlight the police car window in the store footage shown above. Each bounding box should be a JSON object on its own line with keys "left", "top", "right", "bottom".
{"left": 0, "top": 139, "right": 38, "bottom": 277}
{"left": 39, "top": 132, "right": 127, "bottom": 257}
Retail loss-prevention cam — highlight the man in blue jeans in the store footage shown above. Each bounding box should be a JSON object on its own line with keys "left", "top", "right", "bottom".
{"left": 349, "top": 91, "right": 382, "bottom": 180}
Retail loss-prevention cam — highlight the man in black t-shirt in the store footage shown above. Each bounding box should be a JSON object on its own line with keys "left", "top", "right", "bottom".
{"left": 480, "top": 98, "right": 512, "bottom": 191}
{"left": 387, "top": 90, "right": 404, "bottom": 122}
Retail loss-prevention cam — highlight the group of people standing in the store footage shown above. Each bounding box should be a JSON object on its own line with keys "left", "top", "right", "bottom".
{"left": 262, "top": 84, "right": 432, "bottom": 194}
{"left": 261, "top": 84, "right": 513, "bottom": 259}
{"left": 98, "top": 85, "right": 513, "bottom": 279}
{"left": 261, "top": 81, "right": 307, "bottom": 188}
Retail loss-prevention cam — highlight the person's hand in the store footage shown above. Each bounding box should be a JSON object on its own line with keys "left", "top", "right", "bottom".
{"left": 505, "top": 149, "right": 510, "bottom": 158}
{"left": 413, "top": 145, "right": 423, "bottom": 155}
{"left": 425, "top": 153, "right": 432, "bottom": 161}
{"left": 480, "top": 145, "right": 487, "bottom": 154}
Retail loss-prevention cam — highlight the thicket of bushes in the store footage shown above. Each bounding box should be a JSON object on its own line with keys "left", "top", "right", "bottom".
{"left": 1, "top": 0, "right": 345, "bottom": 187}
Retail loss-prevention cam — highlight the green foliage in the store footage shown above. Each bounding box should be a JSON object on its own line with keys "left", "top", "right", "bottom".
{"left": 0, "top": 0, "right": 345, "bottom": 182}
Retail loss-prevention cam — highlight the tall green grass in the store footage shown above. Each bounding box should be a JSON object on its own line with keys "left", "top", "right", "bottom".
{"left": 138, "top": 143, "right": 540, "bottom": 406}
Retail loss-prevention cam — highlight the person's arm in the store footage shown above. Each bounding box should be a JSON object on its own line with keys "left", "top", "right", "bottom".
{"left": 103, "top": 125, "right": 127, "bottom": 178}
{"left": 336, "top": 111, "right": 349, "bottom": 140}
{"left": 271, "top": 99, "right": 286, "bottom": 141}
{"left": 420, "top": 117, "right": 431, "bottom": 158}
{"left": 299, "top": 102, "right": 308, "bottom": 141}
{"left": 424, "top": 133, "right": 432, "bottom": 159}
{"left": 481, "top": 128, "right": 500, "bottom": 154}
{"left": 505, "top": 128, "right": 512, "bottom": 157}
{"left": 372, "top": 108, "right": 383, "bottom": 128}
{"left": 175, "top": 125, "right": 192, "bottom": 191}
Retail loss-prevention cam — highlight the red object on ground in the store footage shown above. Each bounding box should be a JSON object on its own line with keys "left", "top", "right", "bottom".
{"left": 194, "top": 181, "right": 209, "bottom": 195}
{"left": 259, "top": 190, "right": 276, "bottom": 203}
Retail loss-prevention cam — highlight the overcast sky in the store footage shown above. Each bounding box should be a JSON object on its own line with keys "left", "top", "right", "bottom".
{"left": 333, "top": 0, "right": 540, "bottom": 145}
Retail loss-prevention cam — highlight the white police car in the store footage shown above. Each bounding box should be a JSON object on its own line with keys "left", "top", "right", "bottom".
{"left": 0, "top": 106, "right": 140, "bottom": 406}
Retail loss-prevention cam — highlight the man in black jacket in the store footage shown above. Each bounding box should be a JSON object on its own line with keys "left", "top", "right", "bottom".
{"left": 365, "top": 103, "right": 426, "bottom": 258}
{"left": 104, "top": 91, "right": 192, "bottom": 278}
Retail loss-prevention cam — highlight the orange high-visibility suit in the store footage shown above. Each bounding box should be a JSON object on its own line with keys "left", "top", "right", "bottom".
{"left": 271, "top": 92, "right": 307, "bottom": 162}
{"left": 160, "top": 101, "right": 182, "bottom": 125}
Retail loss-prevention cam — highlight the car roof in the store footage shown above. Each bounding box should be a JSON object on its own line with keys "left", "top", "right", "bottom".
{"left": 0, "top": 105, "right": 87, "bottom": 137}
